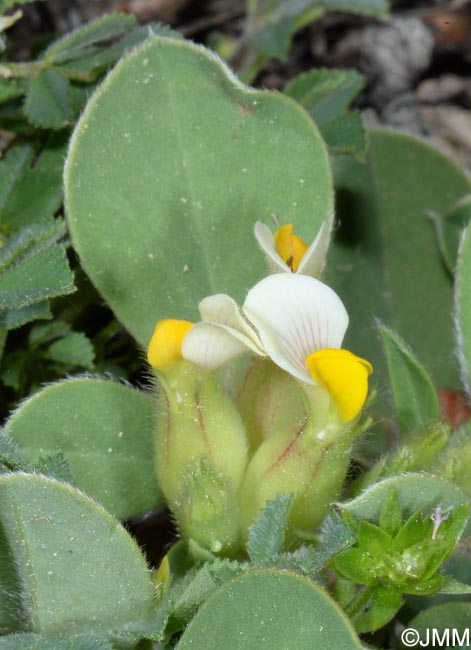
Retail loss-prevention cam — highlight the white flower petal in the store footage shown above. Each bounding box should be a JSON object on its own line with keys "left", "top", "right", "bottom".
{"left": 297, "top": 216, "right": 333, "bottom": 277}
{"left": 198, "top": 294, "right": 264, "bottom": 353}
{"left": 254, "top": 221, "right": 290, "bottom": 274}
{"left": 243, "top": 274, "right": 348, "bottom": 382}
{"left": 182, "top": 322, "right": 253, "bottom": 369}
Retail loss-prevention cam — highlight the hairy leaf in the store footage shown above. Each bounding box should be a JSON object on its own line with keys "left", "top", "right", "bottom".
{"left": 24, "top": 69, "right": 70, "bottom": 129}
{"left": 5, "top": 377, "right": 162, "bottom": 518}
{"left": 176, "top": 569, "right": 363, "bottom": 649}
{"left": 247, "top": 493, "right": 294, "bottom": 563}
{"left": 0, "top": 473, "right": 155, "bottom": 638}
{"left": 65, "top": 37, "right": 332, "bottom": 347}
{"left": 285, "top": 68, "right": 365, "bottom": 124}
{"left": 378, "top": 323, "right": 439, "bottom": 434}
{"left": 45, "top": 331, "right": 95, "bottom": 369}
{"left": 44, "top": 13, "right": 137, "bottom": 65}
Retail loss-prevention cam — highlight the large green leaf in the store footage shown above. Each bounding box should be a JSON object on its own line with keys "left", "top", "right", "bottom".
{"left": 328, "top": 129, "right": 471, "bottom": 401}
{"left": 0, "top": 473, "right": 155, "bottom": 638}
{"left": 4, "top": 378, "right": 162, "bottom": 519}
{"left": 65, "top": 36, "right": 332, "bottom": 347}
{"left": 176, "top": 569, "right": 363, "bottom": 649}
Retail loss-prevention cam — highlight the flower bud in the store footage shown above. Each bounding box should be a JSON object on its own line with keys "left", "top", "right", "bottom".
{"left": 236, "top": 357, "right": 307, "bottom": 452}
{"left": 154, "top": 361, "right": 248, "bottom": 555}
{"left": 240, "top": 383, "right": 358, "bottom": 537}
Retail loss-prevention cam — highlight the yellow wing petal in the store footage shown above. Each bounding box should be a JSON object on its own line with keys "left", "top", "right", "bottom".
{"left": 306, "top": 348, "right": 373, "bottom": 422}
{"left": 147, "top": 319, "right": 194, "bottom": 372}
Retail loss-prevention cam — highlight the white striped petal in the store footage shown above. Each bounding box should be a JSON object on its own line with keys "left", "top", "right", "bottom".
{"left": 297, "top": 217, "right": 333, "bottom": 277}
{"left": 254, "top": 221, "right": 290, "bottom": 273}
{"left": 182, "top": 294, "right": 265, "bottom": 369}
{"left": 243, "top": 274, "right": 348, "bottom": 383}
{"left": 182, "top": 322, "right": 254, "bottom": 369}
{"left": 198, "top": 294, "right": 263, "bottom": 352}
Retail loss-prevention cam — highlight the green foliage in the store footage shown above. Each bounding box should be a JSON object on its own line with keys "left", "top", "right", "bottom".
{"left": 0, "top": 78, "right": 21, "bottom": 104}
{"left": 343, "top": 473, "right": 470, "bottom": 524}
{"left": 0, "top": 140, "right": 66, "bottom": 235}
{"left": 0, "top": 13, "right": 179, "bottom": 133}
{"left": 163, "top": 560, "right": 246, "bottom": 639}
{"left": 314, "top": 511, "right": 357, "bottom": 569}
{"left": 433, "top": 421, "right": 471, "bottom": 498}
{"left": 0, "top": 473, "right": 155, "bottom": 639}
{"left": 408, "top": 603, "right": 471, "bottom": 645}
{"left": 43, "top": 13, "right": 138, "bottom": 65}
{"left": 377, "top": 323, "right": 439, "bottom": 435}
{"left": 247, "top": 0, "right": 389, "bottom": 60}
{"left": 0, "top": 301, "right": 51, "bottom": 332}
{"left": 456, "top": 216, "right": 471, "bottom": 392}
{"left": 378, "top": 423, "right": 449, "bottom": 481}
{"left": 0, "top": 634, "right": 113, "bottom": 649}
{"left": 429, "top": 193, "right": 471, "bottom": 275}
{"left": 285, "top": 68, "right": 364, "bottom": 123}
{"left": 4, "top": 377, "right": 162, "bottom": 518}
{"left": 330, "top": 491, "right": 469, "bottom": 632}
{"left": 176, "top": 569, "right": 364, "bottom": 649}
{"left": 285, "top": 68, "right": 367, "bottom": 159}
{"left": 247, "top": 493, "right": 294, "bottom": 563}
{"left": 0, "top": 220, "right": 74, "bottom": 329}
{"left": 65, "top": 36, "right": 332, "bottom": 347}
{"left": 328, "top": 130, "right": 471, "bottom": 406}
{"left": 0, "top": 7, "right": 470, "bottom": 645}
{"left": 0, "top": 428, "right": 26, "bottom": 471}
{"left": 320, "top": 111, "right": 367, "bottom": 160}
{"left": 0, "top": 0, "right": 42, "bottom": 13}
{"left": 24, "top": 69, "right": 70, "bottom": 129}
{"left": 1, "top": 320, "right": 95, "bottom": 390}
{"left": 45, "top": 331, "right": 94, "bottom": 368}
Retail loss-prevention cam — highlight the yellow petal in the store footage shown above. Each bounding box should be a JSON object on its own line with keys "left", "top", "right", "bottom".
{"left": 147, "top": 319, "right": 193, "bottom": 372}
{"left": 305, "top": 348, "right": 373, "bottom": 422}
{"left": 274, "top": 224, "right": 308, "bottom": 272}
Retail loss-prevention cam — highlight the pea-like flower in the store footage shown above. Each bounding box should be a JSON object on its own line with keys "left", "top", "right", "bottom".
{"left": 147, "top": 273, "right": 374, "bottom": 545}
{"left": 182, "top": 273, "right": 372, "bottom": 423}
{"left": 254, "top": 219, "right": 332, "bottom": 276}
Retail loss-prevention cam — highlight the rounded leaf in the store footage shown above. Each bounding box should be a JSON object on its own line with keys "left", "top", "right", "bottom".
{"left": 0, "top": 473, "right": 155, "bottom": 637}
{"left": 176, "top": 569, "right": 363, "bottom": 650}
{"left": 65, "top": 36, "right": 332, "bottom": 347}
{"left": 4, "top": 378, "right": 162, "bottom": 519}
